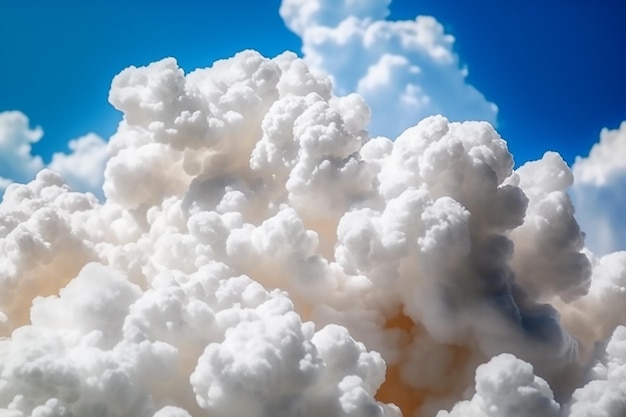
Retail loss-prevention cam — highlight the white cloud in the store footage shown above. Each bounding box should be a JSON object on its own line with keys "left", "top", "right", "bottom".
{"left": 279, "top": 0, "right": 498, "bottom": 138}
{"left": 436, "top": 353, "right": 560, "bottom": 417}
{"left": 567, "top": 325, "right": 626, "bottom": 417}
{"left": 0, "top": 3, "right": 622, "bottom": 416}
{"left": 49, "top": 133, "right": 107, "bottom": 196}
{"left": 571, "top": 122, "right": 626, "bottom": 186}
{"left": 2, "top": 51, "right": 625, "bottom": 417}
{"left": 570, "top": 122, "right": 626, "bottom": 255}
{"left": 280, "top": 0, "right": 391, "bottom": 36}
{"left": 0, "top": 111, "right": 44, "bottom": 188}
{"left": 0, "top": 110, "right": 107, "bottom": 197}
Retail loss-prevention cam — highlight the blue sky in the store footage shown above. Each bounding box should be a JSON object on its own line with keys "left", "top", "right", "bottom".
{"left": 0, "top": 0, "right": 300, "bottom": 161}
{"left": 1, "top": 0, "right": 624, "bottom": 166}
{"left": 1, "top": 0, "right": 625, "bottom": 255}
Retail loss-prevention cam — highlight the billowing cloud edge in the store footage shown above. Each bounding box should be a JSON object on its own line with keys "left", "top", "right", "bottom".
{"left": 1, "top": 50, "right": 626, "bottom": 417}
{"left": 279, "top": 0, "right": 498, "bottom": 139}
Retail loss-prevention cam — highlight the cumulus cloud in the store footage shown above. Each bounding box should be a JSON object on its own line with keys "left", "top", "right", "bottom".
{"left": 0, "top": 111, "right": 45, "bottom": 188}
{"left": 48, "top": 133, "right": 108, "bottom": 195}
{"left": 436, "top": 353, "right": 560, "bottom": 417}
{"left": 0, "top": 50, "right": 625, "bottom": 417}
{"left": 569, "top": 122, "right": 626, "bottom": 255}
{"left": 0, "top": 111, "right": 107, "bottom": 197}
{"left": 566, "top": 325, "right": 626, "bottom": 417}
{"left": 279, "top": 0, "right": 498, "bottom": 139}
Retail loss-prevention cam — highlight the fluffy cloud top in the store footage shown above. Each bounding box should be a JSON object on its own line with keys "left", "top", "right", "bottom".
{"left": 280, "top": 0, "right": 498, "bottom": 138}
{"left": 1, "top": 50, "right": 625, "bottom": 417}
{"left": 2, "top": 0, "right": 496, "bottom": 198}
{"left": 572, "top": 122, "right": 626, "bottom": 186}
{"left": 569, "top": 122, "right": 626, "bottom": 255}
{"left": 437, "top": 353, "right": 560, "bottom": 417}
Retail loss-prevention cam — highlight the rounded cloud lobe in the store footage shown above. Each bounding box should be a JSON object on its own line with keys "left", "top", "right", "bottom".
{"left": 0, "top": 50, "right": 625, "bottom": 417}
{"left": 279, "top": 0, "right": 498, "bottom": 139}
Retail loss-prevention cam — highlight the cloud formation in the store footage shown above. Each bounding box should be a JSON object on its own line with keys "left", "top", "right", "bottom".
{"left": 48, "top": 133, "right": 108, "bottom": 195}
{"left": 1, "top": 50, "right": 625, "bottom": 417}
{"left": 0, "top": 111, "right": 106, "bottom": 197}
{"left": 437, "top": 353, "right": 561, "bottom": 417}
{"left": 0, "top": 111, "right": 45, "bottom": 187}
{"left": 570, "top": 122, "right": 626, "bottom": 255}
{"left": 280, "top": 0, "right": 498, "bottom": 139}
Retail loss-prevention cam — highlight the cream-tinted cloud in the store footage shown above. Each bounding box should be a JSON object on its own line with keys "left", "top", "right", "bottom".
{"left": 279, "top": 0, "right": 498, "bottom": 139}
{"left": 0, "top": 50, "right": 624, "bottom": 417}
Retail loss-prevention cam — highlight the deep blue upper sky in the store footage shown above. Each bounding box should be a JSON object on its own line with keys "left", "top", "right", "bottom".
{"left": 392, "top": 0, "right": 626, "bottom": 166}
{"left": 1, "top": 0, "right": 624, "bottom": 167}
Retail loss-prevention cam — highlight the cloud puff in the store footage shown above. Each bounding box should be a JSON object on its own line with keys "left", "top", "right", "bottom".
{"left": 436, "top": 324, "right": 626, "bottom": 417}
{"left": 569, "top": 122, "right": 626, "bottom": 255}
{"left": 436, "top": 353, "right": 560, "bottom": 417}
{"left": 0, "top": 50, "right": 624, "bottom": 417}
{"left": 48, "top": 133, "right": 108, "bottom": 195}
{"left": 279, "top": 0, "right": 498, "bottom": 139}
{"left": 566, "top": 325, "right": 626, "bottom": 417}
{"left": 0, "top": 111, "right": 45, "bottom": 188}
{"left": 0, "top": 111, "right": 107, "bottom": 197}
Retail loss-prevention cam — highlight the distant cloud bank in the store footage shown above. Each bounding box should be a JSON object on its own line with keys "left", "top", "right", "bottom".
{"left": 0, "top": 111, "right": 106, "bottom": 197}
{"left": 0, "top": 48, "right": 625, "bottom": 417}
{"left": 280, "top": 0, "right": 498, "bottom": 138}
{"left": 570, "top": 122, "right": 626, "bottom": 255}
